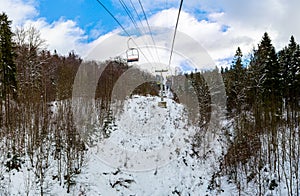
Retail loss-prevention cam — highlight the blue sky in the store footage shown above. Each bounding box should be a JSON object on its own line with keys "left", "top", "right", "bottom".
{"left": 2, "top": 0, "right": 300, "bottom": 67}
{"left": 36, "top": 0, "right": 192, "bottom": 42}
{"left": 37, "top": 0, "right": 121, "bottom": 41}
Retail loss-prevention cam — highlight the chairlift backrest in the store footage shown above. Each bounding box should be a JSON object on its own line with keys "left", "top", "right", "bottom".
{"left": 126, "top": 48, "right": 139, "bottom": 63}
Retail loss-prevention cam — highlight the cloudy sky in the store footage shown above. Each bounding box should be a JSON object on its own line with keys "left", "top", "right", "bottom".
{"left": 1, "top": 0, "right": 300, "bottom": 67}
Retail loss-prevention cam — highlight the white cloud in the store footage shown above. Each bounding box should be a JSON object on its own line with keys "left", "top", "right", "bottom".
{"left": 0, "top": 0, "right": 38, "bottom": 26}
{"left": 141, "top": 0, "right": 300, "bottom": 67}
{"left": 147, "top": 9, "right": 256, "bottom": 66}
{"left": 2, "top": 0, "right": 88, "bottom": 56}
{"left": 88, "top": 6, "right": 261, "bottom": 68}
{"left": 24, "top": 18, "right": 88, "bottom": 55}
{"left": 198, "top": 0, "right": 300, "bottom": 51}
{"left": 113, "top": 0, "right": 299, "bottom": 67}
{"left": 2, "top": 0, "right": 300, "bottom": 64}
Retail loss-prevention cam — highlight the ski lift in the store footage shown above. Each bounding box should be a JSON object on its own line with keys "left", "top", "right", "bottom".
{"left": 126, "top": 38, "right": 139, "bottom": 63}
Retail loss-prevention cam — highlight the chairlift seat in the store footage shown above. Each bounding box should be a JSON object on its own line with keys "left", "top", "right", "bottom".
{"left": 126, "top": 48, "right": 139, "bottom": 63}
{"left": 127, "top": 57, "right": 139, "bottom": 63}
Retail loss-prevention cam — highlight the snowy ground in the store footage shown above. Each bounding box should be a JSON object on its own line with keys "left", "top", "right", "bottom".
{"left": 3, "top": 95, "right": 236, "bottom": 195}
{"left": 73, "top": 96, "right": 233, "bottom": 195}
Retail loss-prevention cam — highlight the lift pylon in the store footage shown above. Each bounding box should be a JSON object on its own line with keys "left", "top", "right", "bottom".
{"left": 155, "top": 69, "right": 168, "bottom": 108}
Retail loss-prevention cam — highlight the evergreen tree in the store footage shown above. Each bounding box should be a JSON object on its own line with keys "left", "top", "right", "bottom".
{"left": 278, "top": 36, "right": 300, "bottom": 107}
{"left": 228, "top": 47, "right": 246, "bottom": 115}
{"left": 252, "top": 33, "right": 281, "bottom": 173}
{"left": 0, "top": 12, "right": 17, "bottom": 99}
{"left": 247, "top": 47, "right": 263, "bottom": 97}
{"left": 0, "top": 13, "right": 17, "bottom": 133}
{"left": 249, "top": 32, "right": 281, "bottom": 113}
{"left": 295, "top": 45, "right": 300, "bottom": 104}
{"left": 260, "top": 33, "right": 281, "bottom": 107}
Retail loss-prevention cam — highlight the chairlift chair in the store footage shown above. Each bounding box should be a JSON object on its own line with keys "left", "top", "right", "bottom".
{"left": 126, "top": 38, "right": 139, "bottom": 63}
{"left": 126, "top": 48, "right": 139, "bottom": 63}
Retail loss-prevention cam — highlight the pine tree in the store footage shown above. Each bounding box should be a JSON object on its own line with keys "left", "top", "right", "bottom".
{"left": 259, "top": 33, "right": 281, "bottom": 109}
{"left": 255, "top": 33, "right": 281, "bottom": 173}
{"left": 278, "top": 36, "right": 300, "bottom": 106}
{"left": 0, "top": 13, "right": 17, "bottom": 99}
{"left": 0, "top": 13, "right": 17, "bottom": 137}
{"left": 248, "top": 32, "right": 282, "bottom": 119}
{"left": 228, "top": 47, "right": 246, "bottom": 115}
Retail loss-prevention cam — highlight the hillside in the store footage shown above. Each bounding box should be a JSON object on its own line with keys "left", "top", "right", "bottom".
{"left": 1, "top": 12, "right": 300, "bottom": 195}
{"left": 2, "top": 95, "right": 232, "bottom": 195}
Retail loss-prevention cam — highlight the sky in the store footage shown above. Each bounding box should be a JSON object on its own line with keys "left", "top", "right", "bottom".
{"left": 1, "top": 0, "right": 300, "bottom": 67}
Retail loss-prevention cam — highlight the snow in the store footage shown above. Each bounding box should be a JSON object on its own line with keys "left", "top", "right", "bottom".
{"left": 96, "top": 96, "right": 192, "bottom": 171}
{"left": 0, "top": 95, "right": 242, "bottom": 195}
{"left": 72, "top": 95, "right": 228, "bottom": 195}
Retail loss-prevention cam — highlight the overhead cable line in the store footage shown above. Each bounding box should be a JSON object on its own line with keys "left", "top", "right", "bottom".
{"left": 95, "top": 0, "right": 151, "bottom": 64}
{"left": 128, "top": 0, "right": 150, "bottom": 46}
{"left": 95, "top": 0, "right": 130, "bottom": 37}
{"left": 137, "top": 0, "right": 161, "bottom": 64}
{"left": 119, "top": 0, "right": 140, "bottom": 33}
{"left": 129, "top": 0, "right": 144, "bottom": 30}
{"left": 168, "top": 0, "right": 183, "bottom": 69}
{"left": 119, "top": 0, "right": 157, "bottom": 64}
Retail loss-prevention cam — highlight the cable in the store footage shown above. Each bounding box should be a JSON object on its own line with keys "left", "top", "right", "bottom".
{"left": 166, "top": 0, "right": 168, "bottom": 24}
{"left": 122, "top": 0, "right": 160, "bottom": 64}
{"left": 119, "top": 0, "right": 140, "bottom": 34}
{"left": 129, "top": 0, "right": 150, "bottom": 46}
{"left": 119, "top": 0, "right": 157, "bottom": 64}
{"left": 137, "top": 0, "right": 161, "bottom": 64}
{"left": 95, "top": 0, "right": 130, "bottom": 37}
{"left": 168, "top": 0, "right": 183, "bottom": 69}
{"left": 95, "top": 0, "right": 151, "bottom": 64}
{"left": 129, "top": 0, "right": 144, "bottom": 30}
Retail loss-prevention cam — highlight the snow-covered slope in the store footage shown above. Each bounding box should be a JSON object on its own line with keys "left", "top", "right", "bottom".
{"left": 72, "top": 96, "right": 231, "bottom": 195}
{"left": 4, "top": 95, "right": 232, "bottom": 195}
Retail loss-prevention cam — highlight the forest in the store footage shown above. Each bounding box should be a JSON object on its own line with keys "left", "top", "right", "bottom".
{"left": 1, "top": 11, "right": 300, "bottom": 195}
